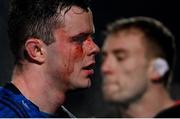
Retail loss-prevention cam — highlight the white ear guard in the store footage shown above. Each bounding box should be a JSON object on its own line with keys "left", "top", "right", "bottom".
{"left": 153, "top": 58, "right": 169, "bottom": 77}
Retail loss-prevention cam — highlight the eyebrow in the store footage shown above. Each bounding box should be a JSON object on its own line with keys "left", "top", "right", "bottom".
{"left": 112, "top": 49, "right": 127, "bottom": 55}
{"left": 71, "top": 31, "right": 94, "bottom": 38}
{"left": 102, "top": 49, "right": 126, "bottom": 55}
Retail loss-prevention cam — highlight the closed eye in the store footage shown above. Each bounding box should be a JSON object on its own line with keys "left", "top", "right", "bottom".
{"left": 113, "top": 49, "right": 127, "bottom": 61}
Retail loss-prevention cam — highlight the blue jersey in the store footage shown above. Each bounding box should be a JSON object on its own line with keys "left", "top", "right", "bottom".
{"left": 0, "top": 83, "right": 74, "bottom": 118}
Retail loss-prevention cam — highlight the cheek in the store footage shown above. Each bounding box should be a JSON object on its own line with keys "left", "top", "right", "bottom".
{"left": 116, "top": 61, "right": 137, "bottom": 85}
{"left": 118, "top": 60, "right": 147, "bottom": 86}
{"left": 59, "top": 42, "right": 84, "bottom": 62}
{"left": 73, "top": 45, "right": 84, "bottom": 60}
{"left": 120, "top": 58, "right": 141, "bottom": 75}
{"left": 63, "top": 45, "right": 84, "bottom": 74}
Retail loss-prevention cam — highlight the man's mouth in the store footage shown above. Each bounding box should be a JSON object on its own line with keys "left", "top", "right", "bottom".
{"left": 82, "top": 63, "right": 95, "bottom": 75}
{"left": 83, "top": 63, "right": 95, "bottom": 70}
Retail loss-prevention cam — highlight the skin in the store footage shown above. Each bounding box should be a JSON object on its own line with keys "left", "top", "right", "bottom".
{"left": 11, "top": 6, "right": 99, "bottom": 114}
{"left": 101, "top": 29, "right": 175, "bottom": 117}
{"left": 101, "top": 29, "right": 150, "bottom": 104}
{"left": 46, "top": 6, "right": 100, "bottom": 90}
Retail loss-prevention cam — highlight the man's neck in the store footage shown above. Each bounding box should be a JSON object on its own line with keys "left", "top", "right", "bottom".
{"left": 119, "top": 85, "right": 175, "bottom": 118}
{"left": 11, "top": 65, "right": 66, "bottom": 114}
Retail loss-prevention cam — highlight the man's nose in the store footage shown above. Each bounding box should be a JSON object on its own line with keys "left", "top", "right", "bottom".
{"left": 86, "top": 38, "right": 100, "bottom": 56}
{"left": 101, "top": 57, "right": 113, "bottom": 75}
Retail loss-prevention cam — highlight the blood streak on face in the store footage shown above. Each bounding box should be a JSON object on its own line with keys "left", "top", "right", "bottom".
{"left": 46, "top": 6, "right": 99, "bottom": 90}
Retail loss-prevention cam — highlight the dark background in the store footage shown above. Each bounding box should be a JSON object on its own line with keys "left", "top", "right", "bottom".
{"left": 0, "top": 0, "right": 180, "bottom": 117}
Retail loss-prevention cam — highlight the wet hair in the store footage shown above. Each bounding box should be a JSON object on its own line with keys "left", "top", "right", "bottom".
{"left": 104, "top": 17, "right": 176, "bottom": 88}
{"left": 8, "top": 0, "right": 90, "bottom": 64}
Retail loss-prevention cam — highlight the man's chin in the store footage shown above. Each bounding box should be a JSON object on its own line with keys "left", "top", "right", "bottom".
{"left": 69, "top": 78, "right": 91, "bottom": 90}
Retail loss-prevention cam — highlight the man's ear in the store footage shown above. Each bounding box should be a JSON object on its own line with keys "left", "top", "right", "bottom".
{"left": 148, "top": 58, "right": 169, "bottom": 81}
{"left": 24, "top": 39, "right": 46, "bottom": 64}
